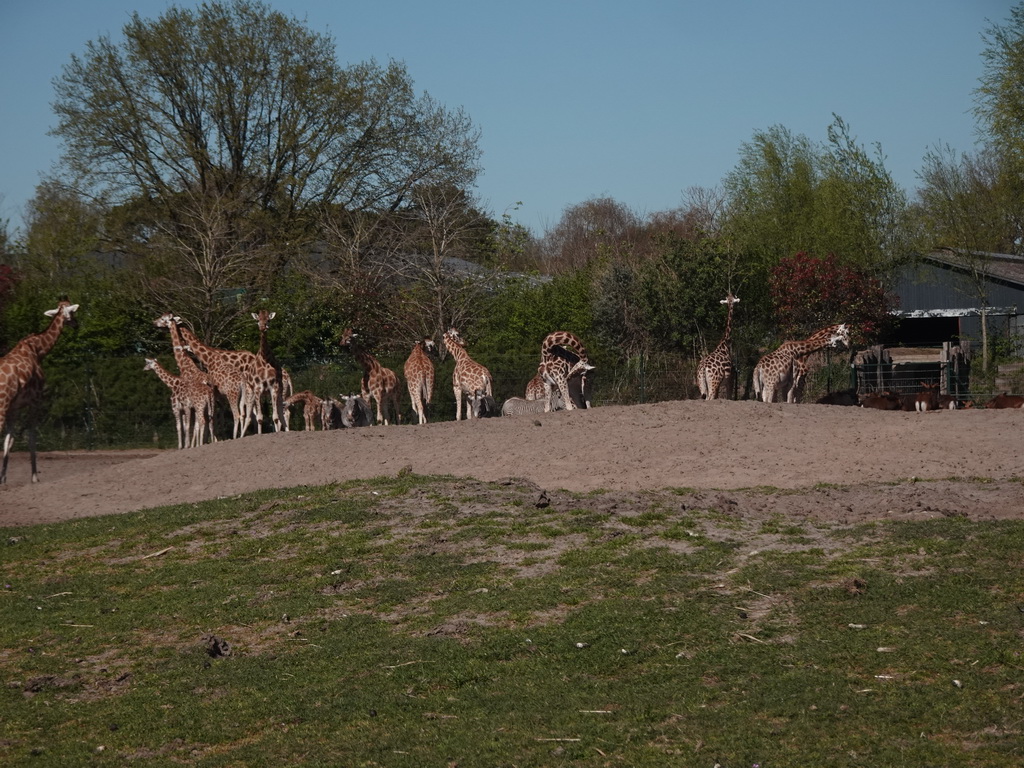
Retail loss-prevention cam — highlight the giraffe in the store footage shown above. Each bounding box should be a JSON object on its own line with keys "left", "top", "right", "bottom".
{"left": 696, "top": 294, "right": 740, "bottom": 400}
{"left": 524, "top": 373, "right": 545, "bottom": 401}
{"left": 284, "top": 390, "right": 324, "bottom": 430}
{"left": 175, "top": 321, "right": 260, "bottom": 438}
{"left": 339, "top": 328, "right": 401, "bottom": 425}
{"left": 403, "top": 337, "right": 436, "bottom": 425}
{"left": 143, "top": 358, "right": 213, "bottom": 449}
{"left": 753, "top": 323, "right": 851, "bottom": 403}
{"left": 251, "top": 310, "right": 292, "bottom": 433}
{"left": 154, "top": 313, "right": 217, "bottom": 446}
{"left": 0, "top": 300, "right": 79, "bottom": 484}
{"left": 538, "top": 330, "right": 594, "bottom": 413}
{"left": 441, "top": 328, "right": 493, "bottom": 420}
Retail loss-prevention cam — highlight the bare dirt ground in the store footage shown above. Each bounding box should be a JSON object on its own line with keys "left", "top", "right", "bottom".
{"left": 1, "top": 399, "right": 1022, "bottom": 528}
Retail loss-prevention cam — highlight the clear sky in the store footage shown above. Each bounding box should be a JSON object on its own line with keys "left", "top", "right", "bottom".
{"left": 0, "top": 0, "right": 1015, "bottom": 236}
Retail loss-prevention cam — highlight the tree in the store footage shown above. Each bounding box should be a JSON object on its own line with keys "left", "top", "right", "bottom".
{"left": 976, "top": 2, "right": 1024, "bottom": 210}
{"left": 539, "top": 197, "right": 640, "bottom": 274}
{"left": 769, "top": 252, "right": 897, "bottom": 342}
{"left": 387, "top": 185, "right": 493, "bottom": 346}
{"left": 723, "top": 117, "right": 912, "bottom": 276}
{"left": 51, "top": 0, "right": 481, "bottom": 338}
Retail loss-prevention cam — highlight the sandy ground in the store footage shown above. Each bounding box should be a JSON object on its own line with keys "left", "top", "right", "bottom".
{"left": 1, "top": 399, "right": 1022, "bottom": 528}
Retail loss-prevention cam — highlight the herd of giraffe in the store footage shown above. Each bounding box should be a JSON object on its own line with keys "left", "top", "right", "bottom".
{"left": 0, "top": 294, "right": 903, "bottom": 484}
{"left": 696, "top": 293, "right": 853, "bottom": 404}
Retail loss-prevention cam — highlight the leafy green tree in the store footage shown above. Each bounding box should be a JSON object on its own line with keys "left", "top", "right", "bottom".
{"left": 975, "top": 0, "right": 1024, "bottom": 245}
{"left": 51, "top": 0, "right": 481, "bottom": 340}
{"left": 723, "top": 116, "right": 912, "bottom": 277}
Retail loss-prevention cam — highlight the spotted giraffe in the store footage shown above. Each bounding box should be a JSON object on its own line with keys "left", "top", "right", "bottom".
{"left": 284, "top": 390, "right": 324, "bottom": 430}
{"left": 403, "top": 337, "right": 436, "bottom": 425}
{"left": 143, "top": 358, "right": 210, "bottom": 449}
{"left": 442, "top": 328, "right": 493, "bottom": 421}
{"left": 539, "top": 330, "right": 594, "bottom": 413}
{"left": 251, "top": 310, "right": 292, "bottom": 432}
{"left": 339, "top": 328, "right": 401, "bottom": 425}
{"left": 0, "top": 300, "right": 79, "bottom": 484}
{"left": 696, "top": 293, "right": 740, "bottom": 400}
{"left": 753, "top": 324, "right": 850, "bottom": 403}
{"left": 175, "top": 322, "right": 260, "bottom": 438}
{"left": 154, "top": 313, "right": 216, "bottom": 446}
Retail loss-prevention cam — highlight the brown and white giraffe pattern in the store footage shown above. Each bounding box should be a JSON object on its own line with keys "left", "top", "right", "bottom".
{"left": 404, "top": 338, "right": 436, "bottom": 425}
{"left": 175, "top": 323, "right": 260, "bottom": 438}
{"left": 753, "top": 324, "right": 851, "bottom": 403}
{"left": 284, "top": 390, "right": 324, "bottom": 430}
{"left": 0, "top": 301, "right": 79, "bottom": 483}
{"left": 143, "top": 357, "right": 212, "bottom": 449}
{"left": 696, "top": 294, "right": 740, "bottom": 400}
{"left": 538, "top": 330, "right": 594, "bottom": 413}
{"left": 340, "top": 328, "right": 401, "bottom": 425}
{"left": 442, "top": 328, "right": 493, "bottom": 421}
{"left": 154, "top": 313, "right": 217, "bottom": 446}
{"left": 251, "top": 310, "right": 292, "bottom": 433}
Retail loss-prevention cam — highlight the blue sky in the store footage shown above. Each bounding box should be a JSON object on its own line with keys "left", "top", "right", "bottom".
{"left": 0, "top": 1, "right": 1014, "bottom": 236}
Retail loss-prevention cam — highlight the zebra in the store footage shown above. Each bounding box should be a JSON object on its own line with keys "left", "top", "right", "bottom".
{"left": 339, "top": 394, "right": 373, "bottom": 427}
{"left": 469, "top": 389, "right": 500, "bottom": 418}
{"left": 501, "top": 392, "right": 565, "bottom": 417}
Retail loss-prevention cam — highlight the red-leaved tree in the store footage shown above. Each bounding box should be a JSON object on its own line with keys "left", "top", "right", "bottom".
{"left": 770, "top": 252, "right": 897, "bottom": 342}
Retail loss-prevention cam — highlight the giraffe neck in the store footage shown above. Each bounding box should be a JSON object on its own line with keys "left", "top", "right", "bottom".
{"left": 167, "top": 321, "right": 200, "bottom": 374}
{"left": 791, "top": 332, "right": 834, "bottom": 358}
{"left": 25, "top": 313, "right": 68, "bottom": 359}
{"left": 350, "top": 344, "right": 380, "bottom": 376}
{"left": 445, "top": 340, "right": 468, "bottom": 363}
{"left": 149, "top": 361, "right": 176, "bottom": 387}
{"left": 722, "top": 302, "right": 735, "bottom": 343}
{"left": 178, "top": 325, "right": 222, "bottom": 369}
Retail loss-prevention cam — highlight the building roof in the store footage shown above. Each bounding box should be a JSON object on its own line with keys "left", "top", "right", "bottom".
{"left": 925, "top": 248, "right": 1024, "bottom": 290}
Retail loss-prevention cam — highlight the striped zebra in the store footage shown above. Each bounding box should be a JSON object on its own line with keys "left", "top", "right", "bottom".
{"left": 501, "top": 393, "right": 565, "bottom": 417}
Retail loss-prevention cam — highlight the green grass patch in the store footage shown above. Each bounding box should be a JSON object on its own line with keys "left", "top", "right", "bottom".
{"left": 2, "top": 476, "right": 1023, "bottom": 766}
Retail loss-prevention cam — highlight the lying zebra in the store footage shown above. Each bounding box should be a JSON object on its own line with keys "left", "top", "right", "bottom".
{"left": 501, "top": 390, "right": 565, "bottom": 417}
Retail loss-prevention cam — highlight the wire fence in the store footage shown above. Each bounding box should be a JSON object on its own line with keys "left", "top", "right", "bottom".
{"left": 8, "top": 347, "right": 1009, "bottom": 452}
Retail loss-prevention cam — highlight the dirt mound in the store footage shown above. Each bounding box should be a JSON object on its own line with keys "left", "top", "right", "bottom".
{"left": 2, "top": 399, "right": 1022, "bottom": 527}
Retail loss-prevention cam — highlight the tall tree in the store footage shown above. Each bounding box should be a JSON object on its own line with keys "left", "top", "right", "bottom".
{"left": 50, "top": 0, "right": 481, "bottom": 338}
{"left": 723, "top": 117, "right": 911, "bottom": 276}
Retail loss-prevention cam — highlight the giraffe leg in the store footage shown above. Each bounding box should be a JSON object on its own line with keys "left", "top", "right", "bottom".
{"left": 1, "top": 429, "right": 13, "bottom": 484}
{"left": 454, "top": 386, "right": 463, "bottom": 420}
{"left": 28, "top": 425, "right": 39, "bottom": 483}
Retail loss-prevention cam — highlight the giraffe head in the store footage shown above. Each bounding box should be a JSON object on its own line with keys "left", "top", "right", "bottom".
{"left": 143, "top": 358, "right": 159, "bottom": 372}
{"left": 153, "top": 312, "right": 175, "bottom": 330}
{"left": 444, "top": 328, "right": 465, "bottom": 347}
{"left": 44, "top": 301, "right": 79, "bottom": 328}
{"left": 252, "top": 310, "right": 277, "bottom": 332}
{"left": 827, "top": 323, "right": 851, "bottom": 348}
{"left": 720, "top": 294, "right": 740, "bottom": 307}
{"left": 420, "top": 337, "right": 437, "bottom": 355}
{"left": 339, "top": 328, "right": 357, "bottom": 348}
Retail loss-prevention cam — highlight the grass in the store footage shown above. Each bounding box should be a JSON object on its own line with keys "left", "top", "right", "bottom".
{"left": 2, "top": 475, "right": 1023, "bottom": 766}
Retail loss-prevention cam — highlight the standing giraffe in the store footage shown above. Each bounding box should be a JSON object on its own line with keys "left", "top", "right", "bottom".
{"left": 538, "top": 331, "right": 594, "bottom": 413}
{"left": 284, "top": 390, "right": 324, "bottom": 430}
{"left": 339, "top": 328, "right": 401, "bottom": 425}
{"left": 696, "top": 294, "right": 740, "bottom": 400}
{"left": 753, "top": 324, "right": 850, "bottom": 403}
{"left": 154, "top": 313, "right": 216, "bottom": 446}
{"left": 251, "top": 310, "right": 292, "bottom": 433}
{"left": 143, "top": 358, "right": 213, "bottom": 449}
{"left": 442, "top": 328, "right": 493, "bottom": 420}
{"left": 175, "top": 322, "right": 260, "bottom": 438}
{"left": 404, "top": 338, "right": 436, "bottom": 425}
{"left": 0, "top": 300, "right": 79, "bottom": 484}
